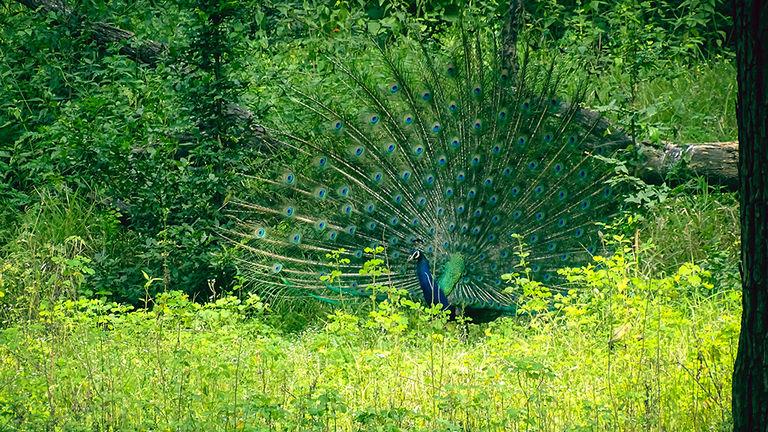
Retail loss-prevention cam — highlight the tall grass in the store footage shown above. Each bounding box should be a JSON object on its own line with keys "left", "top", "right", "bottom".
{"left": 576, "top": 57, "right": 738, "bottom": 144}
{"left": 636, "top": 184, "right": 739, "bottom": 290}
{"left": 0, "top": 243, "right": 739, "bottom": 431}
{"left": 631, "top": 59, "right": 737, "bottom": 143}
{"left": 0, "top": 189, "right": 120, "bottom": 322}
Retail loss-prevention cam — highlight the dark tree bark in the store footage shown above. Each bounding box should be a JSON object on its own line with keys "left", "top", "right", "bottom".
{"left": 500, "top": 0, "right": 523, "bottom": 74}
{"left": 732, "top": 0, "right": 768, "bottom": 430}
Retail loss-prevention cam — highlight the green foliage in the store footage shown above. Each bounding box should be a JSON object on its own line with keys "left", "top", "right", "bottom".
{"left": 528, "top": 0, "right": 731, "bottom": 61}
{"left": 0, "top": 3, "right": 743, "bottom": 428}
{"left": 502, "top": 234, "right": 553, "bottom": 318}
{"left": 0, "top": 0, "right": 267, "bottom": 303}
{"left": 177, "top": 0, "right": 248, "bottom": 142}
{"left": 0, "top": 240, "right": 738, "bottom": 430}
{"left": 517, "top": 0, "right": 737, "bottom": 145}
{"left": 0, "top": 190, "right": 120, "bottom": 323}
{"left": 633, "top": 185, "right": 740, "bottom": 289}
{"left": 1, "top": 0, "right": 738, "bottom": 306}
{"left": 320, "top": 248, "right": 351, "bottom": 286}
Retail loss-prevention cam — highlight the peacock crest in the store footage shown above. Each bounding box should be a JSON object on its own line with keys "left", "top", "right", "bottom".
{"left": 224, "top": 28, "right": 621, "bottom": 314}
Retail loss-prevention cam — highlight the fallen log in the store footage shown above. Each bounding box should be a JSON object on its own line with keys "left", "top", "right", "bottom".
{"left": 638, "top": 141, "right": 739, "bottom": 190}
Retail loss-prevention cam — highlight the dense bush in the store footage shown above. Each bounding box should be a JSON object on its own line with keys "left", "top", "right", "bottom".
{"left": 1, "top": 0, "right": 258, "bottom": 303}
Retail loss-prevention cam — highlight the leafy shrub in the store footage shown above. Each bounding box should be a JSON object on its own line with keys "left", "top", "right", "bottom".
{"left": 0, "top": 241, "right": 738, "bottom": 430}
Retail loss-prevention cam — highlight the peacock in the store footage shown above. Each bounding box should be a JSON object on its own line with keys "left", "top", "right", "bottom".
{"left": 223, "top": 27, "right": 622, "bottom": 320}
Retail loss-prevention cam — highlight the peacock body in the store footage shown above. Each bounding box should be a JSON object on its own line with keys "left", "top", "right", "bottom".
{"left": 225, "top": 29, "right": 621, "bottom": 317}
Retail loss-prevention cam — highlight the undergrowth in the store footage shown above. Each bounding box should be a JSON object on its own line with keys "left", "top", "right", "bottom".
{"left": 0, "top": 234, "right": 739, "bottom": 431}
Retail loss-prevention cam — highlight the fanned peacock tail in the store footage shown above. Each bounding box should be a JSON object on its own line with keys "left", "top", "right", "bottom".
{"left": 223, "top": 28, "right": 622, "bottom": 313}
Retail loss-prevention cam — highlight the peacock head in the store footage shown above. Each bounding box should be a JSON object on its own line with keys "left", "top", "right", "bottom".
{"left": 408, "top": 238, "right": 425, "bottom": 263}
{"left": 407, "top": 249, "right": 423, "bottom": 262}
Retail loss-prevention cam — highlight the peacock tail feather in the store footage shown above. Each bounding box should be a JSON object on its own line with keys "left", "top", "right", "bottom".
{"left": 223, "top": 27, "right": 622, "bottom": 312}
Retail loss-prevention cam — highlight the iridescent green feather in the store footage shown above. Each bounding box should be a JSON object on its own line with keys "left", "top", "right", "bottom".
{"left": 223, "top": 23, "right": 623, "bottom": 314}
{"left": 437, "top": 253, "right": 465, "bottom": 296}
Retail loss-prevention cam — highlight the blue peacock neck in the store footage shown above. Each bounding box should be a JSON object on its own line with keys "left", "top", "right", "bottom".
{"left": 412, "top": 252, "right": 452, "bottom": 311}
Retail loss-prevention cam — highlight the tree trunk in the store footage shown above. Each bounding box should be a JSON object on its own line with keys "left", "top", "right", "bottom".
{"left": 500, "top": 0, "right": 523, "bottom": 74}
{"left": 732, "top": 0, "right": 768, "bottom": 430}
